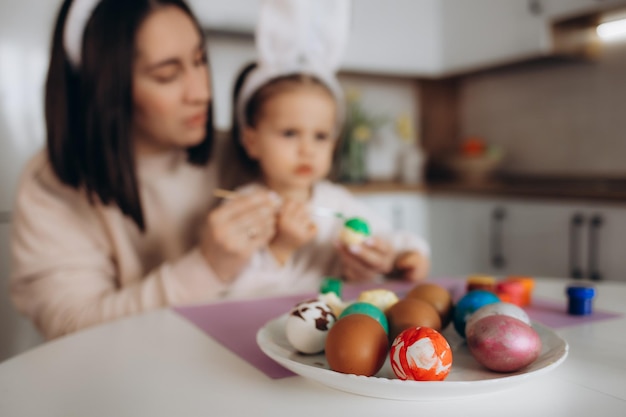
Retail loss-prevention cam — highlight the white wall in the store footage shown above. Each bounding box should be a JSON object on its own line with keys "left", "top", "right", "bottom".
{"left": 0, "top": 0, "right": 60, "bottom": 363}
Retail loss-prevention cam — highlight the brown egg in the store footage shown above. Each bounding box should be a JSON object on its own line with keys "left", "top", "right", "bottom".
{"left": 386, "top": 298, "right": 442, "bottom": 341}
{"left": 325, "top": 314, "right": 388, "bottom": 376}
{"left": 406, "top": 283, "right": 454, "bottom": 328}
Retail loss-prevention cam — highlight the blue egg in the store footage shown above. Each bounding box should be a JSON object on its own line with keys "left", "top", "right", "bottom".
{"left": 453, "top": 290, "right": 500, "bottom": 338}
{"left": 339, "top": 301, "right": 389, "bottom": 334}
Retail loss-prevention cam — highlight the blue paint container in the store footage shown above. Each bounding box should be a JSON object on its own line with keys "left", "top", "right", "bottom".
{"left": 566, "top": 285, "right": 596, "bottom": 315}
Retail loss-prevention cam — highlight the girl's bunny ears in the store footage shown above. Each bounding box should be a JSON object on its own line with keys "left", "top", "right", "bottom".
{"left": 237, "top": 0, "right": 351, "bottom": 130}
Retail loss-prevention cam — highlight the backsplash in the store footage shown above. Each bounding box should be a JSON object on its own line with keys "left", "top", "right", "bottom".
{"left": 459, "top": 41, "right": 626, "bottom": 178}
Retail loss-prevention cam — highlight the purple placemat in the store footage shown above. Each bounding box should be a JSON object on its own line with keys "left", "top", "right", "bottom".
{"left": 173, "top": 278, "right": 621, "bottom": 379}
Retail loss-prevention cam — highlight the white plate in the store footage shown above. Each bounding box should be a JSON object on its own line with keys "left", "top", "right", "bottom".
{"left": 256, "top": 314, "right": 568, "bottom": 400}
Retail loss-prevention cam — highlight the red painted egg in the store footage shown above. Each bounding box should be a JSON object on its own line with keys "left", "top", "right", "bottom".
{"left": 390, "top": 327, "right": 453, "bottom": 381}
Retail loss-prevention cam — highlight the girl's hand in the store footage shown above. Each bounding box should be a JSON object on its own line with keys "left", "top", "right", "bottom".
{"left": 393, "top": 250, "right": 430, "bottom": 283}
{"left": 337, "top": 237, "right": 395, "bottom": 283}
{"left": 200, "top": 190, "right": 278, "bottom": 281}
{"left": 270, "top": 199, "right": 317, "bottom": 265}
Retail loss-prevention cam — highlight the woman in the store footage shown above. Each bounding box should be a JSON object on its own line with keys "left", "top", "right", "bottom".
{"left": 10, "top": 0, "right": 277, "bottom": 340}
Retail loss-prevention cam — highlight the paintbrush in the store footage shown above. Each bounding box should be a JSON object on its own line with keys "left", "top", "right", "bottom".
{"left": 213, "top": 189, "right": 345, "bottom": 219}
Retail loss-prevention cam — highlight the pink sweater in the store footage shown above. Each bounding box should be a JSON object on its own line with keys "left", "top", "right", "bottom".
{"left": 10, "top": 149, "right": 229, "bottom": 339}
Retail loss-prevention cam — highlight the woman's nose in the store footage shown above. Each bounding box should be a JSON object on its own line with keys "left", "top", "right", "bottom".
{"left": 185, "top": 66, "right": 211, "bottom": 103}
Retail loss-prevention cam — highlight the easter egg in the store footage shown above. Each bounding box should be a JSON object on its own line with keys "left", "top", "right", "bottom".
{"left": 453, "top": 290, "right": 500, "bottom": 338}
{"left": 325, "top": 314, "right": 389, "bottom": 376}
{"left": 386, "top": 298, "right": 442, "bottom": 341}
{"left": 340, "top": 217, "right": 371, "bottom": 246}
{"left": 390, "top": 327, "right": 453, "bottom": 381}
{"left": 285, "top": 299, "right": 336, "bottom": 354}
{"left": 465, "top": 302, "right": 530, "bottom": 336}
{"left": 357, "top": 288, "right": 399, "bottom": 313}
{"left": 406, "top": 283, "right": 454, "bottom": 328}
{"left": 466, "top": 315, "right": 542, "bottom": 372}
{"left": 340, "top": 302, "right": 389, "bottom": 334}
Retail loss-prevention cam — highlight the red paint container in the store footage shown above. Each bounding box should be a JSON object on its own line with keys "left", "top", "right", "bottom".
{"left": 505, "top": 276, "right": 535, "bottom": 306}
{"left": 496, "top": 280, "right": 525, "bottom": 307}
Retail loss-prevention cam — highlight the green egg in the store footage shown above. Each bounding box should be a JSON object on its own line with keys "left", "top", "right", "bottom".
{"left": 339, "top": 301, "right": 388, "bottom": 334}
{"left": 344, "top": 217, "right": 371, "bottom": 236}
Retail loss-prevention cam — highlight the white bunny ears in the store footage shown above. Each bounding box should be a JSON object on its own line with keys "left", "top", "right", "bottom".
{"left": 236, "top": 0, "right": 351, "bottom": 130}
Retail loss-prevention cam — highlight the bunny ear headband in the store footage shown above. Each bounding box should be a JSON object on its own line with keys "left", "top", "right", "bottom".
{"left": 237, "top": 0, "right": 351, "bottom": 131}
{"left": 63, "top": 0, "right": 101, "bottom": 68}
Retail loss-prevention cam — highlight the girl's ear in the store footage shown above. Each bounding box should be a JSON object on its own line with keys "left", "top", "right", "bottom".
{"left": 241, "top": 127, "right": 260, "bottom": 159}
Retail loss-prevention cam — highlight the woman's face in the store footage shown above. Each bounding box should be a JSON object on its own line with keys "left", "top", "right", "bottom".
{"left": 132, "top": 5, "right": 210, "bottom": 155}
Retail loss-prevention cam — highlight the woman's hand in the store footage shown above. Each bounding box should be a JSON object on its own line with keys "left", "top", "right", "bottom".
{"left": 270, "top": 199, "right": 317, "bottom": 265}
{"left": 337, "top": 237, "right": 395, "bottom": 283}
{"left": 393, "top": 250, "right": 430, "bottom": 282}
{"left": 200, "top": 190, "right": 278, "bottom": 281}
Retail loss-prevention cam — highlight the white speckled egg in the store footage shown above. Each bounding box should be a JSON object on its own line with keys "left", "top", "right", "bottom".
{"left": 285, "top": 299, "right": 336, "bottom": 354}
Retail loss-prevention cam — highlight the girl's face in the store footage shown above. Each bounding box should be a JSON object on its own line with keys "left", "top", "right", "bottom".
{"left": 132, "top": 6, "right": 210, "bottom": 156}
{"left": 242, "top": 85, "right": 337, "bottom": 198}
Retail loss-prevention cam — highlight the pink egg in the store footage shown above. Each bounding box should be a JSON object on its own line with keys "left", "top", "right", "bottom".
{"left": 466, "top": 315, "right": 542, "bottom": 372}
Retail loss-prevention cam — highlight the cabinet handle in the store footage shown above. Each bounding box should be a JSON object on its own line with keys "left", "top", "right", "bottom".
{"left": 588, "top": 213, "right": 604, "bottom": 281}
{"left": 569, "top": 213, "right": 585, "bottom": 279}
{"left": 491, "top": 207, "right": 506, "bottom": 269}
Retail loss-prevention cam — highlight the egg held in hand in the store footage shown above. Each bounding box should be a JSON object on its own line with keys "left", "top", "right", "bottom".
{"left": 325, "top": 314, "right": 389, "bottom": 376}
{"left": 466, "top": 315, "right": 542, "bottom": 372}
{"left": 285, "top": 299, "right": 336, "bottom": 354}
{"left": 340, "top": 217, "right": 371, "bottom": 246}
{"left": 390, "top": 327, "right": 453, "bottom": 381}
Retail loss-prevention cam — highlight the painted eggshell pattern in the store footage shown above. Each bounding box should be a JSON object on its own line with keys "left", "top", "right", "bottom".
{"left": 390, "top": 327, "right": 453, "bottom": 381}
{"left": 285, "top": 299, "right": 336, "bottom": 354}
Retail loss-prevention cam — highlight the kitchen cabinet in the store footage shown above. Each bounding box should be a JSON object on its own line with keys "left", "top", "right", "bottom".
{"left": 356, "top": 192, "right": 430, "bottom": 243}
{"left": 428, "top": 194, "right": 626, "bottom": 282}
{"left": 342, "top": 0, "right": 552, "bottom": 77}
{"left": 189, "top": 0, "right": 553, "bottom": 77}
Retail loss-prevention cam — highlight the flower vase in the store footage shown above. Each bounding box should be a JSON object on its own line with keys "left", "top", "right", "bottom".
{"left": 342, "top": 139, "right": 367, "bottom": 183}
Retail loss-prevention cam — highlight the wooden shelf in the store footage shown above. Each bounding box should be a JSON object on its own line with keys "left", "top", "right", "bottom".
{"left": 341, "top": 181, "right": 426, "bottom": 194}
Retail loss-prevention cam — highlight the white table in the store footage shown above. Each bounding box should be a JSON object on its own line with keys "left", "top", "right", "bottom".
{"left": 1, "top": 277, "right": 625, "bottom": 417}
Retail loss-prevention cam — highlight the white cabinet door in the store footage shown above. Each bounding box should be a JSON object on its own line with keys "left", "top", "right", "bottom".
{"left": 427, "top": 195, "right": 494, "bottom": 277}
{"left": 494, "top": 200, "right": 574, "bottom": 278}
{"left": 439, "top": 0, "right": 550, "bottom": 75}
{"left": 570, "top": 203, "right": 626, "bottom": 282}
{"left": 187, "top": 0, "right": 260, "bottom": 32}
{"left": 342, "top": 0, "right": 443, "bottom": 76}
{"left": 345, "top": 0, "right": 550, "bottom": 76}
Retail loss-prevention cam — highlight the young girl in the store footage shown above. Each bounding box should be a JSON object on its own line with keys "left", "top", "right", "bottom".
{"left": 216, "top": 0, "right": 430, "bottom": 299}
{"left": 9, "top": 0, "right": 278, "bottom": 340}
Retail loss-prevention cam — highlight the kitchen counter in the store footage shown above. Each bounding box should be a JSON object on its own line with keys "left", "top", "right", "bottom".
{"left": 344, "top": 177, "right": 626, "bottom": 203}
